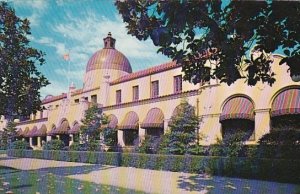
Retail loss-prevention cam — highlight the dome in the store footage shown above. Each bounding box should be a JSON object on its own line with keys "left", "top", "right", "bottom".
{"left": 85, "top": 32, "right": 132, "bottom": 73}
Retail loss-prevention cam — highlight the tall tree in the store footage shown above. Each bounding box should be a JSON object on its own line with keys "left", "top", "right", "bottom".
{"left": 0, "top": 2, "right": 49, "bottom": 121}
{"left": 116, "top": 1, "right": 300, "bottom": 86}
{"left": 80, "top": 104, "right": 108, "bottom": 145}
{"left": 167, "top": 99, "right": 199, "bottom": 154}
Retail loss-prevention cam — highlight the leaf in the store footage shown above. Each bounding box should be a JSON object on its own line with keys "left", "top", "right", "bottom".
{"left": 283, "top": 49, "right": 290, "bottom": 56}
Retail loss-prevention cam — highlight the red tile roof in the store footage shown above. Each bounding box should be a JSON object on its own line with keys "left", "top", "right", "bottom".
{"left": 110, "top": 61, "right": 181, "bottom": 85}
{"left": 42, "top": 93, "right": 67, "bottom": 104}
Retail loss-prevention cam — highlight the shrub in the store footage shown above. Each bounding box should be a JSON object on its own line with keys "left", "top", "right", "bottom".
{"left": 103, "top": 128, "right": 118, "bottom": 146}
{"left": 210, "top": 130, "right": 248, "bottom": 157}
{"left": 257, "top": 130, "right": 300, "bottom": 159}
{"left": 136, "top": 135, "right": 161, "bottom": 154}
{"left": 8, "top": 140, "right": 30, "bottom": 150}
{"left": 6, "top": 149, "right": 300, "bottom": 183}
{"left": 43, "top": 139, "right": 64, "bottom": 150}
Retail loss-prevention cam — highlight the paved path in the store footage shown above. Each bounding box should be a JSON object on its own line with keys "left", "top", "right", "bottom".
{"left": 0, "top": 154, "right": 299, "bottom": 194}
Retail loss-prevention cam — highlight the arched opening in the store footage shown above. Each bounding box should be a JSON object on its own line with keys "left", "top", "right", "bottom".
{"left": 31, "top": 126, "right": 38, "bottom": 146}
{"left": 271, "top": 88, "right": 300, "bottom": 131}
{"left": 69, "top": 121, "right": 80, "bottom": 143}
{"left": 119, "top": 112, "right": 139, "bottom": 146}
{"left": 37, "top": 124, "right": 47, "bottom": 145}
{"left": 141, "top": 108, "right": 164, "bottom": 137}
{"left": 57, "top": 119, "right": 70, "bottom": 146}
{"left": 220, "top": 96, "right": 255, "bottom": 141}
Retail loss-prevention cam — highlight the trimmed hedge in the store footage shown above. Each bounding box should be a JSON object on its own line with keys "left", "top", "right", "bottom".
{"left": 7, "top": 149, "right": 300, "bottom": 184}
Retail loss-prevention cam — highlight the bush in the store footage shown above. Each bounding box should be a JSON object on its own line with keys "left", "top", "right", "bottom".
{"left": 43, "top": 139, "right": 64, "bottom": 150}
{"left": 210, "top": 130, "right": 248, "bottom": 157}
{"left": 6, "top": 149, "right": 300, "bottom": 183}
{"left": 103, "top": 128, "right": 118, "bottom": 146}
{"left": 136, "top": 135, "right": 161, "bottom": 154}
{"left": 257, "top": 130, "right": 300, "bottom": 159}
{"left": 8, "top": 140, "right": 30, "bottom": 150}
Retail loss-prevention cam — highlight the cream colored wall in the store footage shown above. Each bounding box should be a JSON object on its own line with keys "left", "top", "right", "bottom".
{"left": 12, "top": 54, "right": 300, "bottom": 146}
{"left": 108, "top": 67, "right": 199, "bottom": 106}
{"left": 196, "top": 55, "right": 300, "bottom": 144}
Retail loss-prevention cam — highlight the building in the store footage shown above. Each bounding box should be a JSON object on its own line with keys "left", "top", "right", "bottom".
{"left": 2, "top": 33, "right": 300, "bottom": 149}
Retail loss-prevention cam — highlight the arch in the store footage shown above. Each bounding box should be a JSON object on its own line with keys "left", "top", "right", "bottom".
{"left": 22, "top": 127, "right": 30, "bottom": 137}
{"left": 16, "top": 128, "right": 23, "bottom": 137}
{"left": 56, "top": 119, "right": 70, "bottom": 134}
{"left": 118, "top": 111, "right": 139, "bottom": 130}
{"left": 220, "top": 95, "right": 255, "bottom": 122}
{"left": 35, "top": 124, "right": 47, "bottom": 137}
{"left": 68, "top": 121, "right": 80, "bottom": 134}
{"left": 107, "top": 114, "right": 118, "bottom": 129}
{"left": 271, "top": 87, "right": 300, "bottom": 117}
{"left": 47, "top": 124, "right": 56, "bottom": 135}
{"left": 269, "top": 85, "right": 300, "bottom": 109}
{"left": 27, "top": 126, "right": 38, "bottom": 137}
{"left": 141, "top": 108, "right": 164, "bottom": 128}
{"left": 171, "top": 104, "right": 184, "bottom": 118}
{"left": 220, "top": 94, "right": 255, "bottom": 113}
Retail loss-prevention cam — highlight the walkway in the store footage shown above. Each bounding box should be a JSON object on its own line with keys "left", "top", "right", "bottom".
{"left": 0, "top": 154, "right": 299, "bottom": 194}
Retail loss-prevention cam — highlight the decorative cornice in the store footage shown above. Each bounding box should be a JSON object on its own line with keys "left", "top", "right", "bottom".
{"left": 16, "top": 118, "right": 48, "bottom": 126}
{"left": 103, "top": 89, "right": 199, "bottom": 111}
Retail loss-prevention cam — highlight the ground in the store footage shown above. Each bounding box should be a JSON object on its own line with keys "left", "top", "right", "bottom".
{"left": 0, "top": 154, "right": 299, "bottom": 194}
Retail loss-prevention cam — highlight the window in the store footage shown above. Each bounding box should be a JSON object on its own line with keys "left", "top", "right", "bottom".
{"left": 151, "top": 80, "right": 159, "bottom": 98}
{"left": 74, "top": 99, "right": 79, "bottom": 103}
{"left": 56, "top": 105, "right": 59, "bottom": 108}
{"left": 132, "top": 85, "right": 139, "bottom": 101}
{"left": 116, "top": 90, "right": 121, "bottom": 104}
{"left": 91, "top": 95, "right": 97, "bottom": 103}
{"left": 84, "top": 97, "right": 88, "bottom": 101}
{"left": 174, "top": 75, "right": 182, "bottom": 93}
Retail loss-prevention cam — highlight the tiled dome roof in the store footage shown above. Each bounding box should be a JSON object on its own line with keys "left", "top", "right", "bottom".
{"left": 86, "top": 48, "right": 132, "bottom": 73}
{"left": 85, "top": 32, "right": 132, "bottom": 73}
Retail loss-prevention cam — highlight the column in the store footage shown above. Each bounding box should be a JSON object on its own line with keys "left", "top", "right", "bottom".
{"left": 163, "top": 119, "right": 170, "bottom": 134}
{"left": 69, "top": 134, "right": 74, "bottom": 146}
{"left": 138, "top": 127, "right": 146, "bottom": 145}
{"left": 29, "top": 137, "right": 33, "bottom": 147}
{"left": 46, "top": 136, "right": 52, "bottom": 142}
{"left": 117, "top": 130, "right": 125, "bottom": 147}
{"left": 37, "top": 137, "right": 41, "bottom": 147}
{"left": 254, "top": 109, "right": 271, "bottom": 143}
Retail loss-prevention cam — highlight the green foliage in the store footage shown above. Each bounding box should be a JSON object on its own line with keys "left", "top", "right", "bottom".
{"left": 3, "top": 121, "right": 17, "bottom": 144}
{"left": 167, "top": 99, "right": 200, "bottom": 154}
{"left": 157, "top": 132, "right": 171, "bottom": 154}
{"left": 257, "top": 130, "right": 300, "bottom": 159}
{"left": 7, "top": 150, "right": 300, "bottom": 183}
{"left": 136, "top": 135, "right": 161, "bottom": 154}
{"left": 103, "top": 127, "right": 118, "bottom": 146}
{"left": 0, "top": 2, "right": 49, "bottom": 119}
{"left": 211, "top": 130, "right": 248, "bottom": 157}
{"left": 43, "top": 139, "right": 64, "bottom": 150}
{"left": 80, "top": 105, "right": 107, "bottom": 145}
{"left": 116, "top": 1, "right": 300, "bottom": 86}
{"left": 8, "top": 140, "right": 30, "bottom": 150}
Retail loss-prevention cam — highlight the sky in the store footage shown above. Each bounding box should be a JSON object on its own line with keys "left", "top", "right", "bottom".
{"left": 8, "top": 0, "right": 170, "bottom": 98}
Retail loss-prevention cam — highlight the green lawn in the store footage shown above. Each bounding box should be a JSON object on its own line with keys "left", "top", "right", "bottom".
{"left": 0, "top": 166, "right": 145, "bottom": 194}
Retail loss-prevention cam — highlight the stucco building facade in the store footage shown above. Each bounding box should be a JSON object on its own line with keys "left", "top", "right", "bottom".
{"left": 2, "top": 33, "right": 300, "bottom": 149}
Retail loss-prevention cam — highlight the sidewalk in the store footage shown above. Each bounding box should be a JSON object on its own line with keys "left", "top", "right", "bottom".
{"left": 0, "top": 154, "right": 299, "bottom": 194}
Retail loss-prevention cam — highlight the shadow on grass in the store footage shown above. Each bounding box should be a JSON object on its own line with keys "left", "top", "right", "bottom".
{"left": 177, "top": 174, "right": 300, "bottom": 194}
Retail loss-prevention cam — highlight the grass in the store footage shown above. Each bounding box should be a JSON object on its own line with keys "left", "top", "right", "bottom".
{"left": 0, "top": 166, "right": 146, "bottom": 194}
